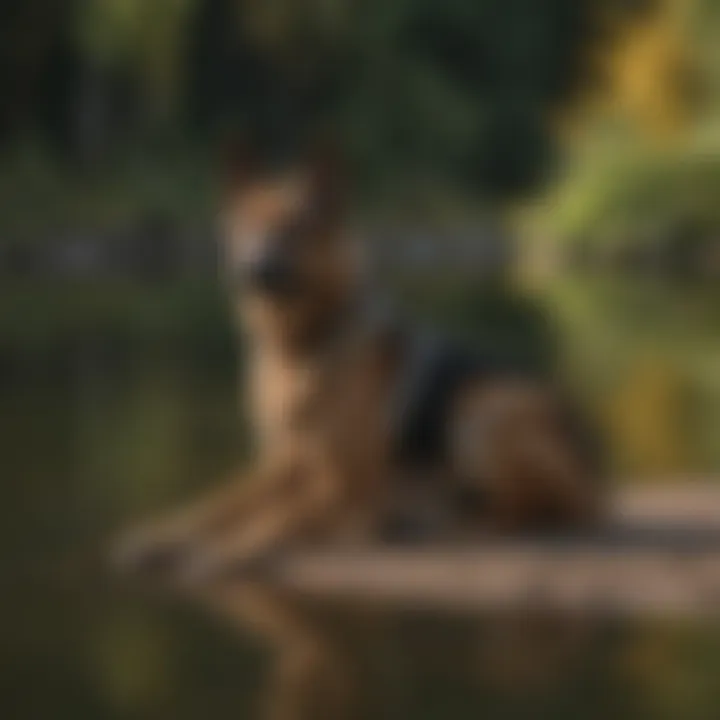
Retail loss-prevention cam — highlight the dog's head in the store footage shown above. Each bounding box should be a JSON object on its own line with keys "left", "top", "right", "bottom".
{"left": 219, "top": 140, "right": 361, "bottom": 344}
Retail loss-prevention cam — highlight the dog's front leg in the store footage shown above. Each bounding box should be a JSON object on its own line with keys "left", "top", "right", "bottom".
{"left": 179, "top": 459, "right": 343, "bottom": 583}
{"left": 112, "top": 454, "right": 297, "bottom": 577}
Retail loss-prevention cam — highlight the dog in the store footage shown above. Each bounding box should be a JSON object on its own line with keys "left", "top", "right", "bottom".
{"left": 115, "top": 142, "right": 603, "bottom": 583}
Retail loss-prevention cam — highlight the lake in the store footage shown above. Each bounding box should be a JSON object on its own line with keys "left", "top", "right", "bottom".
{"left": 1, "top": 277, "right": 719, "bottom": 719}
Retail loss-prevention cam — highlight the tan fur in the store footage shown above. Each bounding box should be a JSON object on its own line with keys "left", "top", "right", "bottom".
{"left": 449, "top": 380, "right": 601, "bottom": 531}
{"left": 114, "top": 154, "right": 601, "bottom": 582}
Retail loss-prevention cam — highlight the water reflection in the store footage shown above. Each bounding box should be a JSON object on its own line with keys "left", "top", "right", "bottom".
{"left": 181, "top": 580, "right": 720, "bottom": 720}
{"left": 186, "top": 582, "right": 601, "bottom": 719}
{"left": 194, "top": 583, "right": 356, "bottom": 720}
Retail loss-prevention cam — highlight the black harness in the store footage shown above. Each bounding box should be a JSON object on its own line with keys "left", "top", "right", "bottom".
{"left": 390, "top": 325, "right": 521, "bottom": 468}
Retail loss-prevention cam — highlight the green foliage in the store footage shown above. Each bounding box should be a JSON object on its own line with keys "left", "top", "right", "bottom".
{"left": 539, "top": 134, "right": 720, "bottom": 249}
{"left": 0, "top": 142, "right": 213, "bottom": 237}
{"left": 547, "top": 277, "right": 720, "bottom": 473}
{"left": 0, "top": 0, "right": 649, "bottom": 207}
{"left": 393, "top": 276, "right": 560, "bottom": 374}
{"left": 0, "top": 279, "right": 234, "bottom": 362}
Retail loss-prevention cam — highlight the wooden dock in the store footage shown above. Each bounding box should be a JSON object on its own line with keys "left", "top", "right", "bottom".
{"left": 266, "top": 483, "right": 720, "bottom": 616}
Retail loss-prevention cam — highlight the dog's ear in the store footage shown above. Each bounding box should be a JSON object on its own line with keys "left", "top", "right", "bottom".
{"left": 305, "top": 135, "right": 347, "bottom": 218}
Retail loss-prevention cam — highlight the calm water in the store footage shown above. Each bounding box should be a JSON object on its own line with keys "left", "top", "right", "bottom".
{"left": 2, "top": 359, "right": 720, "bottom": 720}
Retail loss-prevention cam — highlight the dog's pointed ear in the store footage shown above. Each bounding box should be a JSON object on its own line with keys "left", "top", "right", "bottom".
{"left": 305, "top": 135, "right": 347, "bottom": 217}
{"left": 221, "top": 136, "right": 259, "bottom": 196}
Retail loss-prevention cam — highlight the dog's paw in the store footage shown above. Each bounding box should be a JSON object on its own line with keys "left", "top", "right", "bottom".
{"left": 110, "top": 525, "right": 193, "bottom": 579}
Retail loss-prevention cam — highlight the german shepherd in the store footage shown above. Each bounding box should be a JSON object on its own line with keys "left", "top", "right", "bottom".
{"left": 115, "top": 143, "right": 603, "bottom": 583}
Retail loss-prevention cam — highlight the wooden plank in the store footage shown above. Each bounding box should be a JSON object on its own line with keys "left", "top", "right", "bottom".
{"left": 264, "top": 483, "right": 720, "bottom": 616}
